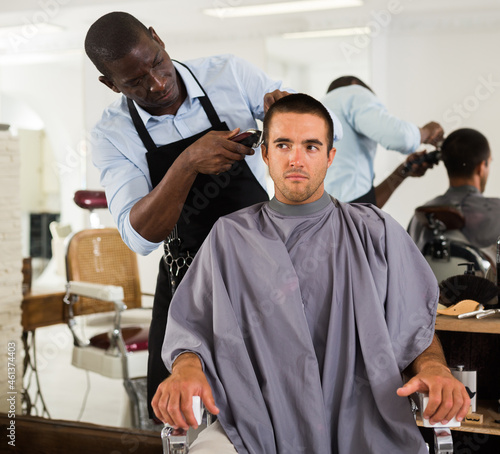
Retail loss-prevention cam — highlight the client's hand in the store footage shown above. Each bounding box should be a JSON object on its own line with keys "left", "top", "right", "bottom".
{"left": 151, "top": 352, "right": 220, "bottom": 430}
{"left": 397, "top": 363, "right": 470, "bottom": 425}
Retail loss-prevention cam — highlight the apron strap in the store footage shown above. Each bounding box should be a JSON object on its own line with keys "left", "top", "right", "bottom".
{"left": 127, "top": 98, "right": 157, "bottom": 153}
{"left": 173, "top": 60, "right": 225, "bottom": 127}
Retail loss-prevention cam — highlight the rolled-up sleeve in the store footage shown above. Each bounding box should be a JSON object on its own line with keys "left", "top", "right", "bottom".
{"left": 346, "top": 86, "right": 420, "bottom": 153}
{"left": 92, "top": 132, "right": 162, "bottom": 255}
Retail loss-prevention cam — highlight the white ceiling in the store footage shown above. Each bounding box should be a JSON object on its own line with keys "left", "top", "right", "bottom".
{"left": 0, "top": 0, "right": 499, "bottom": 57}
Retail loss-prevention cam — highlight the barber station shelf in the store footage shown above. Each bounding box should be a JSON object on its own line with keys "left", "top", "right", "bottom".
{"left": 435, "top": 314, "right": 500, "bottom": 335}
{"left": 416, "top": 400, "right": 500, "bottom": 436}
{"left": 432, "top": 314, "right": 500, "bottom": 438}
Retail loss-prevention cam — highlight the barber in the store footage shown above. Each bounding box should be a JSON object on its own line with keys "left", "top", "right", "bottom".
{"left": 321, "top": 75, "right": 443, "bottom": 204}
{"left": 85, "top": 12, "right": 342, "bottom": 419}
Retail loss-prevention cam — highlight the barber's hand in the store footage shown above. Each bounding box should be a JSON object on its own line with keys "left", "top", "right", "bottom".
{"left": 151, "top": 354, "right": 219, "bottom": 430}
{"left": 397, "top": 363, "right": 470, "bottom": 425}
{"left": 264, "top": 89, "right": 291, "bottom": 113}
{"left": 183, "top": 128, "right": 255, "bottom": 175}
{"left": 420, "top": 121, "right": 444, "bottom": 146}
{"left": 401, "top": 151, "right": 436, "bottom": 178}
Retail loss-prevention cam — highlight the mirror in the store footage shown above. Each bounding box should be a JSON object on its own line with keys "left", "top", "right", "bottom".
{"left": 3, "top": 0, "right": 500, "bottom": 433}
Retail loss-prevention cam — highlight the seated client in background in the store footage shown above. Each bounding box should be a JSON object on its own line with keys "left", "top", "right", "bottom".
{"left": 408, "top": 127, "right": 500, "bottom": 261}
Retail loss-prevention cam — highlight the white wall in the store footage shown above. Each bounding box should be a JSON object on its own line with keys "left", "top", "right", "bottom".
{"left": 0, "top": 131, "right": 22, "bottom": 414}
{"left": 0, "top": 51, "right": 88, "bottom": 231}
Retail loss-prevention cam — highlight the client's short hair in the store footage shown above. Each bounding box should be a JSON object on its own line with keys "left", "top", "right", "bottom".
{"left": 326, "top": 75, "right": 373, "bottom": 94}
{"left": 441, "top": 128, "right": 490, "bottom": 178}
{"left": 263, "top": 93, "right": 334, "bottom": 150}
{"left": 85, "top": 11, "right": 151, "bottom": 78}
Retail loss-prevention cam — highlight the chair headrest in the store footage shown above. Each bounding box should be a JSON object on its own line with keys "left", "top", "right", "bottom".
{"left": 74, "top": 190, "right": 108, "bottom": 210}
{"left": 415, "top": 205, "right": 465, "bottom": 231}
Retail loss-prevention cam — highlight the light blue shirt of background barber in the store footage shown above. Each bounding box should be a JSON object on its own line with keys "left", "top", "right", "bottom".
{"left": 322, "top": 84, "right": 421, "bottom": 202}
{"left": 91, "top": 54, "right": 343, "bottom": 256}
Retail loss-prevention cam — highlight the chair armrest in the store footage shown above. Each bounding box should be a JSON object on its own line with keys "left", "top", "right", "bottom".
{"left": 161, "top": 396, "right": 203, "bottom": 454}
{"left": 64, "top": 281, "right": 127, "bottom": 349}
{"left": 67, "top": 281, "right": 126, "bottom": 311}
{"left": 415, "top": 392, "right": 458, "bottom": 454}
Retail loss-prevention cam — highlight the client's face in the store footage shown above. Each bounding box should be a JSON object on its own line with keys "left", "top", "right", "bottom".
{"left": 262, "top": 112, "right": 335, "bottom": 205}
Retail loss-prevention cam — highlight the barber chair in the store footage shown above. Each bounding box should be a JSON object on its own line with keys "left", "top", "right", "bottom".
{"left": 63, "top": 227, "right": 153, "bottom": 430}
{"left": 414, "top": 205, "right": 492, "bottom": 283}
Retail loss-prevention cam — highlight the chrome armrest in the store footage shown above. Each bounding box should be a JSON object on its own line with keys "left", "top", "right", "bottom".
{"left": 433, "top": 428, "right": 454, "bottom": 454}
{"left": 414, "top": 392, "right": 458, "bottom": 454}
{"left": 162, "top": 396, "right": 204, "bottom": 454}
{"left": 63, "top": 281, "right": 127, "bottom": 350}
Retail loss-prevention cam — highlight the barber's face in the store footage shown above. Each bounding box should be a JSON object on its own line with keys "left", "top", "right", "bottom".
{"left": 262, "top": 112, "right": 335, "bottom": 205}
{"left": 99, "top": 28, "right": 185, "bottom": 116}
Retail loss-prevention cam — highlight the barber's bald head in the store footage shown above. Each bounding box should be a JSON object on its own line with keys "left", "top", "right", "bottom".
{"left": 85, "top": 12, "right": 151, "bottom": 78}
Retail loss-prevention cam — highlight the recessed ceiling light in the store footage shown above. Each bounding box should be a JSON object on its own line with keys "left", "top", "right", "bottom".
{"left": 0, "top": 23, "right": 63, "bottom": 36}
{"left": 204, "top": 0, "right": 363, "bottom": 18}
{"left": 283, "top": 27, "right": 370, "bottom": 39}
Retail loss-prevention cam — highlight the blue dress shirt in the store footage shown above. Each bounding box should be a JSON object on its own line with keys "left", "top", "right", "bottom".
{"left": 322, "top": 84, "right": 420, "bottom": 202}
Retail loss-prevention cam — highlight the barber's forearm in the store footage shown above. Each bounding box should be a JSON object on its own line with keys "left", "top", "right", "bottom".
{"left": 374, "top": 164, "right": 406, "bottom": 208}
{"left": 405, "top": 334, "right": 450, "bottom": 377}
{"left": 130, "top": 154, "right": 197, "bottom": 243}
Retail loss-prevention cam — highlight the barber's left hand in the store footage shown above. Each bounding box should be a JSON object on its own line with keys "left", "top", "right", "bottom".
{"left": 420, "top": 121, "right": 444, "bottom": 146}
{"left": 397, "top": 363, "right": 470, "bottom": 425}
{"left": 264, "top": 89, "right": 291, "bottom": 113}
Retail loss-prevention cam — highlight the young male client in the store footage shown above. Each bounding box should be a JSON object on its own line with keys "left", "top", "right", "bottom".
{"left": 153, "top": 94, "right": 469, "bottom": 453}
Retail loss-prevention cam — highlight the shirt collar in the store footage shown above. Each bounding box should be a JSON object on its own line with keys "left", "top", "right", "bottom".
{"left": 445, "top": 185, "right": 480, "bottom": 195}
{"left": 269, "top": 191, "right": 333, "bottom": 216}
{"left": 130, "top": 60, "right": 205, "bottom": 124}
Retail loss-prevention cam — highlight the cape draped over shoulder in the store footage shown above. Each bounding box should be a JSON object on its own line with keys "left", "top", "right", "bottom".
{"left": 163, "top": 195, "right": 438, "bottom": 454}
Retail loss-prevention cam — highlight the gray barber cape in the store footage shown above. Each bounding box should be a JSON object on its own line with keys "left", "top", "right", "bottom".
{"left": 163, "top": 192, "right": 438, "bottom": 454}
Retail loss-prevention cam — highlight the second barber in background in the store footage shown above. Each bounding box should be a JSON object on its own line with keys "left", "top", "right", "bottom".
{"left": 322, "top": 76, "right": 443, "bottom": 205}
{"left": 84, "top": 12, "right": 342, "bottom": 421}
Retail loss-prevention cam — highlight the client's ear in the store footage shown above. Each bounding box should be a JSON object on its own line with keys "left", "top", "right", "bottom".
{"left": 261, "top": 144, "right": 269, "bottom": 166}
{"left": 477, "top": 160, "right": 488, "bottom": 177}
{"left": 327, "top": 147, "right": 336, "bottom": 168}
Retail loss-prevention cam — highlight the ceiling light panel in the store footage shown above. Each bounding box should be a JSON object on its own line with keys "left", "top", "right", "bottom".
{"left": 204, "top": 0, "right": 363, "bottom": 18}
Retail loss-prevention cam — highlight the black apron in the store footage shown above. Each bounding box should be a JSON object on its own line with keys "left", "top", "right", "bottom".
{"left": 349, "top": 185, "right": 376, "bottom": 204}
{"left": 127, "top": 62, "right": 269, "bottom": 418}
